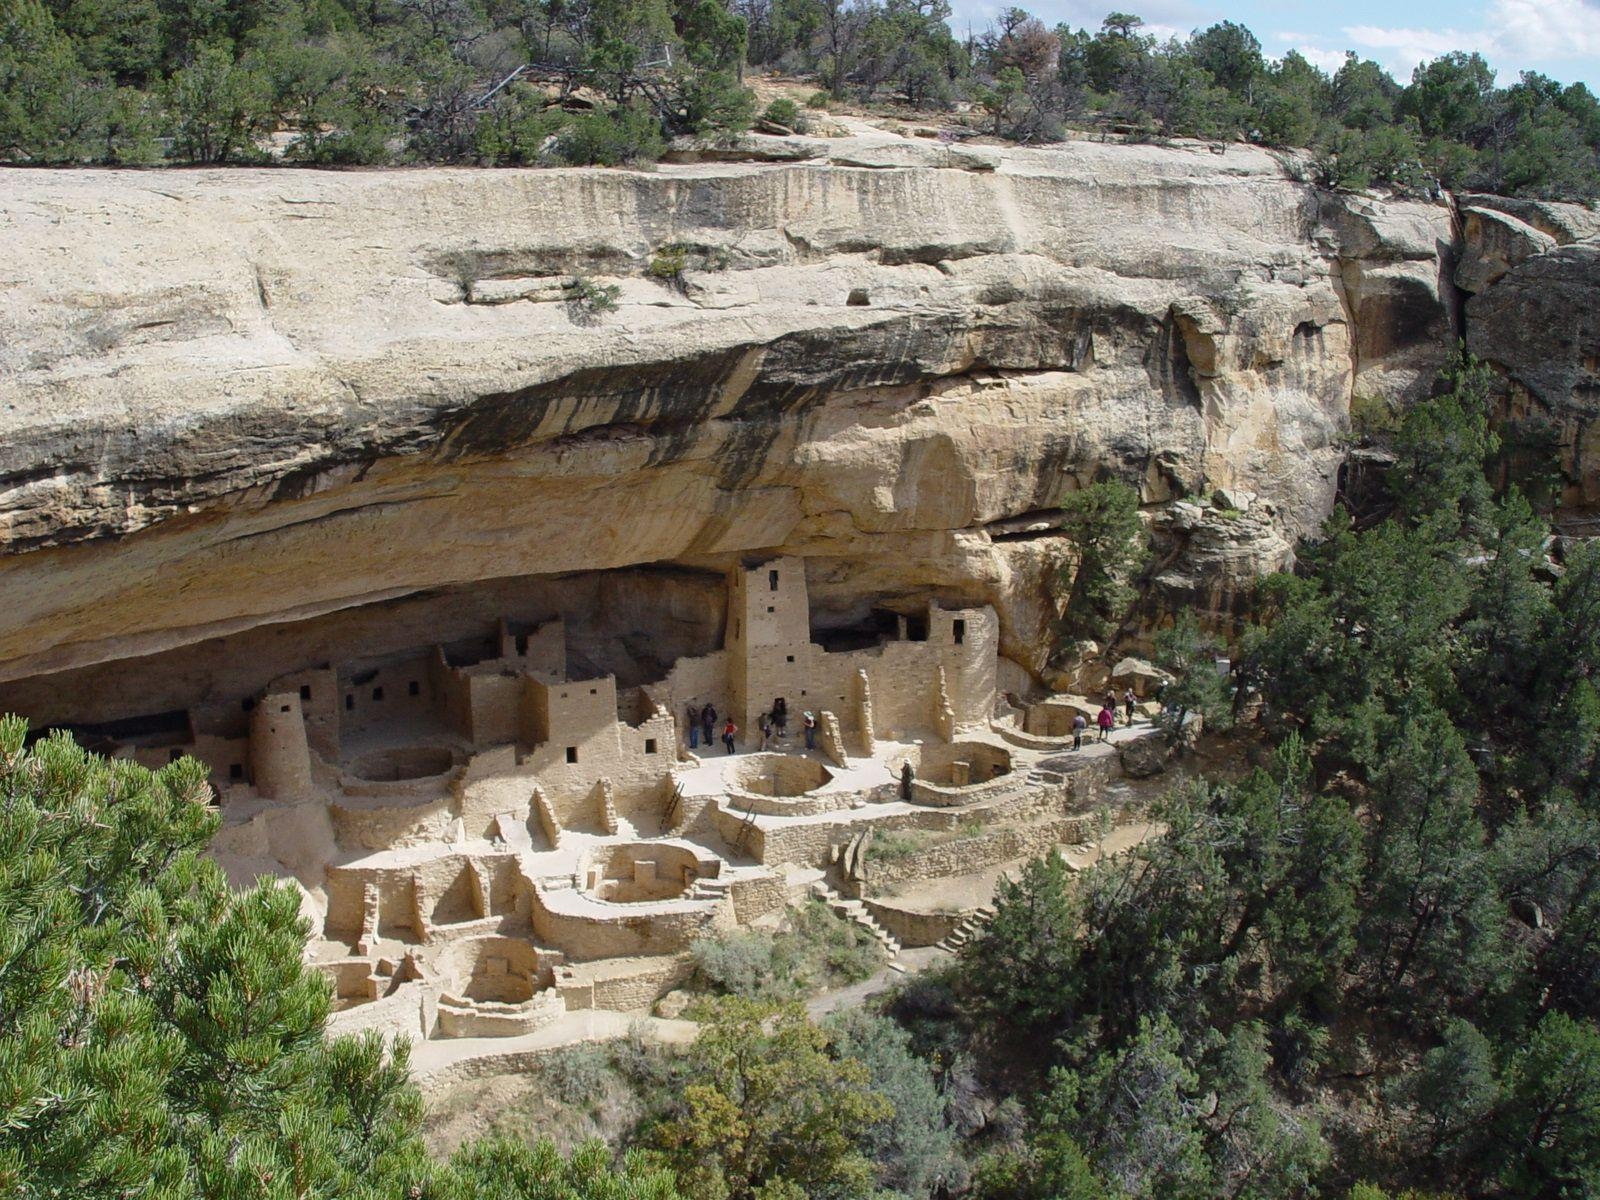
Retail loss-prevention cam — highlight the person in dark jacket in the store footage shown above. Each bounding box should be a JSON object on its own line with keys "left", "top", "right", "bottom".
{"left": 701, "top": 702, "right": 717, "bottom": 745}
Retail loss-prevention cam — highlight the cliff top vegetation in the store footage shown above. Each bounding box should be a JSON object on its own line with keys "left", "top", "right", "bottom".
{"left": 2, "top": 0, "right": 1598, "bottom": 200}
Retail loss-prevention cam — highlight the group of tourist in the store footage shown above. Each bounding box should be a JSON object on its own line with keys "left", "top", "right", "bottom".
{"left": 1071, "top": 687, "right": 1141, "bottom": 751}
{"left": 685, "top": 696, "right": 816, "bottom": 755}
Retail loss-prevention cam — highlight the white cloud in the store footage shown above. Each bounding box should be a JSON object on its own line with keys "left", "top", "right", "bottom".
{"left": 1340, "top": 0, "right": 1600, "bottom": 82}
{"left": 1271, "top": 41, "right": 1354, "bottom": 73}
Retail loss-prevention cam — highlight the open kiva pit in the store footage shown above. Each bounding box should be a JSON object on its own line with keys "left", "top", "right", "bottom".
{"left": 347, "top": 746, "right": 458, "bottom": 782}
{"left": 730, "top": 753, "right": 834, "bottom": 797}
{"left": 581, "top": 842, "right": 708, "bottom": 904}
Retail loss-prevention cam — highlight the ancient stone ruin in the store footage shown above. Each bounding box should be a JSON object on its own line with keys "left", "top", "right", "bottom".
{"left": 0, "top": 553, "right": 1154, "bottom": 1043}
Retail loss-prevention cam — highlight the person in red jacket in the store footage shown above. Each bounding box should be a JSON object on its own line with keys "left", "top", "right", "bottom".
{"left": 722, "top": 719, "right": 738, "bottom": 754}
{"left": 1097, "top": 704, "right": 1115, "bottom": 743}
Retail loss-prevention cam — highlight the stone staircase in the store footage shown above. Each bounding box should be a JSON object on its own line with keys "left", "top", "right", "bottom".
{"left": 687, "top": 876, "right": 733, "bottom": 903}
{"left": 935, "top": 904, "right": 996, "bottom": 955}
{"left": 810, "top": 880, "right": 901, "bottom": 960}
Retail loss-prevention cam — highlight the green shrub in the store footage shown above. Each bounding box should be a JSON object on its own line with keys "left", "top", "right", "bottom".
{"left": 564, "top": 275, "right": 621, "bottom": 318}
{"left": 535, "top": 1044, "right": 613, "bottom": 1106}
{"left": 552, "top": 104, "right": 664, "bottom": 166}
{"left": 762, "top": 97, "right": 806, "bottom": 132}
{"left": 806, "top": 90, "right": 831, "bottom": 109}
{"left": 647, "top": 243, "right": 689, "bottom": 288}
{"left": 689, "top": 902, "right": 882, "bottom": 1000}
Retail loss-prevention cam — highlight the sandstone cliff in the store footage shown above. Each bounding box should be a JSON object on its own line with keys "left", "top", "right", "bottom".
{"left": 0, "top": 133, "right": 1588, "bottom": 702}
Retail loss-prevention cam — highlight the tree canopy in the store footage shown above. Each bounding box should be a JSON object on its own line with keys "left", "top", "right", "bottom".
{"left": 2, "top": 0, "right": 1597, "bottom": 197}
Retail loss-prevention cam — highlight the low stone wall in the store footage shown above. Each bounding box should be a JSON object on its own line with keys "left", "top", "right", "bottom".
{"left": 869, "top": 815, "right": 1097, "bottom": 888}
{"left": 909, "top": 773, "right": 1022, "bottom": 808}
{"left": 325, "top": 983, "right": 432, "bottom": 1039}
{"left": 729, "top": 872, "right": 787, "bottom": 924}
{"left": 329, "top": 795, "right": 455, "bottom": 851}
{"left": 557, "top": 954, "right": 691, "bottom": 1012}
{"left": 862, "top": 899, "right": 964, "bottom": 948}
{"left": 531, "top": 887, "right": 734, "bottom": 962}
{"left": 436, "top": 989, "right": 565, "bottom": 1037}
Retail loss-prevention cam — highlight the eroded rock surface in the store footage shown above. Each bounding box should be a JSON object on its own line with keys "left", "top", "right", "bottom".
{"left": 0, "top": 136, "right": 1584, "bottom": 692}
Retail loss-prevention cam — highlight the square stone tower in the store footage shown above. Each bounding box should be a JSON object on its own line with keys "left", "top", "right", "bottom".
{"left": 727, "top": 556, "right": 812, "bottom": 736}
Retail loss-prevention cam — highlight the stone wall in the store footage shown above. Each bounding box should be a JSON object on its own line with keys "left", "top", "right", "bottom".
{"left": 862, "top": 899, "right": 965, "bottom": 948}
{"left": 869, "top": 815, "right": 1097, "bottom": 887}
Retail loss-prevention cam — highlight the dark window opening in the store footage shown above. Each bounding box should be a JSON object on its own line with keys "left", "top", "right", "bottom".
{"left": 280, "top": 704, "right": 291, "bottom": 713}
{"left": 229, "top": 763, "right": 244, "bottom": 781}
{"left": 786, "top": 655, "right": 795, "bottom": 663}
{"left": 565, "top": 746, "right": 578, "bottom": 764}
{"left": 515, "top": 634, "right": 529, "bottom": 655}
{"left": 769, "top": 569, "right": 779, "bottom": 591}
{"left": 645, "top": 738, "right": 658, "bottom": 754}
{"left": 299, "top": 684, "right": 312, "bottom": 701}
{"left": 408, "top": 680, "right": 420, "bottom": 697}
{"left": 242, "top": 697, "right": 255, "bottom": 712}
{"left": 767, "top": 606, "right": 775, "bottom": 614}
{"left": 590, "top": 687, "right": 598, "bottom": 695}
{"left": 371, "top": 687, "right": 384, "bottom": 702}
{"left": 953, "top": 619, "right": 966, "bottom": 645}
{"left": 345, "top": 694, "right": 354, "bottom": 711}
{"left": 906, "top": 616, "right": 929, "bottom": 642}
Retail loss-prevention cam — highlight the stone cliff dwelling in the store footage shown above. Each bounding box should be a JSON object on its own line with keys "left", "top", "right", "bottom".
{"left": 5, "top": 554, "right": 1160, "bottom": 1044}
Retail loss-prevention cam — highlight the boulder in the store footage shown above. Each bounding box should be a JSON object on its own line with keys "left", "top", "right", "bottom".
{"left": 1119, "top": 732, "right": 1170, "bottom": 778}
{"left": 1111, "top": 658, "right": 1175, "bottom": 694}
{"left": 1456, "top": 206, "right": 1557, "bottom": 295}
{"left": 653, "top": 989, "right": 694, "bottom": 1019}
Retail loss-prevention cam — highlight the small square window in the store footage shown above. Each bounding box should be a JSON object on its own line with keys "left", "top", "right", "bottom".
{"left": 800, "top": 689, "right": 807, "bottom": 696}
{"left": 408, "top": 680, "right": 420, "bottom": 697}
{"left": 345, "top": 694, "right": 354, "bottom": 711}
{"left": 565, "top": 746, "right": 578, "bottom": 764}
{"left": 590, "top": 687, "right": 597, "bottom": 695}
{"left": 371, "top": 687, "right": 384, "bottom": 702}
{"left": 560, "top": 691, "right": 569, "bottom": 699}
{"left": 280, "top": 704, "right": 291, "bottom": 713}
{"left": 767, "top": 606, "right": 775, "bottom": 613}
{"left": 786, "top": 655, "right": 795, "bottom": 663}
{"left": 229, "top": 763, "right": 244, "bottom": 781}
{"left": 645, "top": 738, "right": 658, "bottom": 754}
{"left": 299, "top": 684, "right": 311, "bottom": 701}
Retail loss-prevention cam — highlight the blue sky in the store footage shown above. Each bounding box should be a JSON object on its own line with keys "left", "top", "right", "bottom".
{"left": 945, "top": 0, "right": 1600, "bottom": 89}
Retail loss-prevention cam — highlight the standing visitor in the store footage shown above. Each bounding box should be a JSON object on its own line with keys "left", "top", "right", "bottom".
{"left": 773, "top": 697, "right": 788, "bottom": 736}
{"left": 758, "top": 711, "right": 772, "bottom": 751}
{"left": 1072, "top": 712, "right": 1087, "bottom": 751}
{"left": 803, "top": 711, "right": 816, "bottom": 750}
{"left": 1097, "top": 704, "right": 1114, "bottom": 742}
{"left": 1123, "top": 688, "right": 1137, "bottom": 726}
{"left": 722, "top": 719, "right": 737, "bottom": 754}
{"left": 686, "top": 702, "right": 700, "bottom": 749}
{"left": 701, "top": 702, "right": 717, "bottom": 746}
{"left": 900, "top": 760, "right": 914, "bottom": 800}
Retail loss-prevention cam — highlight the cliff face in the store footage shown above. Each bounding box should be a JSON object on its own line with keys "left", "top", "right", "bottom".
{"left": 0, "top": 134, "right": 1584, "bottom": 698}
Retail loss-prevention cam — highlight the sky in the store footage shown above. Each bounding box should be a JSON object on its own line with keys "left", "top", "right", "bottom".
{"left": 944, "top": 0, "right": 1600, "bottom": 90}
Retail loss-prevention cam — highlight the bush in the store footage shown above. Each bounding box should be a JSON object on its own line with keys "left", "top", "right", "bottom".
{"left": 552, "top": 104, "right": 664, "bottom": 166}
{"left": 564, "top": 275, "right": 621, "bottom": 319}
{"left": 647, "top": 243, "right": 689, "bottom": 289}
{"left": 689, "top": 901, "right": 882, "bottom": 1000}
{"left": 806, "top": 89, "right": 832, "bottom": 109}
{"left": 762, "top": 97, "right": 806, "bottom": 132}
